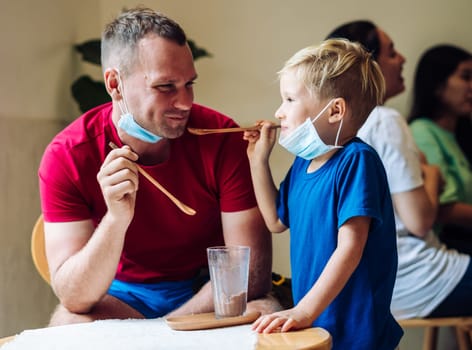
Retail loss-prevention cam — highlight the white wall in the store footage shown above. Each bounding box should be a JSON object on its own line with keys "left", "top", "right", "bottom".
{"left": 1, "top": 0, "right": 470, "bottom": 348}
{"left": 0, "top": 0, "right": 102, "bottom": 122}
{"left": 0, "top": 0, "right": 101, "bottom": 338}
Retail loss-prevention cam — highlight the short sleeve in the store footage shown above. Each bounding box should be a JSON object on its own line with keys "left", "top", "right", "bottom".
{"left": 358, "top": 107, "right": 423, "bottom": 194}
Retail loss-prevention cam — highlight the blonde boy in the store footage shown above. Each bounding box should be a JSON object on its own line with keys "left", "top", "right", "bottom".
{"left": 244, "top": 39, "right": 403, "bottom": 349}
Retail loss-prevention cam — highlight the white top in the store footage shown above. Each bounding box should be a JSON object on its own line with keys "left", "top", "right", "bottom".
{"left": 358, "top": 106, "right": 469, "bottom": 319}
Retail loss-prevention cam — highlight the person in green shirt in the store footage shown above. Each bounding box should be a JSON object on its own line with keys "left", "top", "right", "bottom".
{"left": 409, "top": 44, "right": 472, "bottom": 254}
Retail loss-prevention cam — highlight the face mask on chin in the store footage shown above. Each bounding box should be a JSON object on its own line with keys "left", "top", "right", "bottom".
{"left": 278, "top": 99, "right": 343, "bottom": 160}
{"left": 115, "top": 69, "right": 162, "bottom": 144}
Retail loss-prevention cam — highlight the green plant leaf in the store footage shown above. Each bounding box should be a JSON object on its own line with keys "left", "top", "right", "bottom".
{"left": 187, "top": 39, "right": 212, "bottom": 60}
{"left": 74, "top": 40, "right": 101, "bottom": 65}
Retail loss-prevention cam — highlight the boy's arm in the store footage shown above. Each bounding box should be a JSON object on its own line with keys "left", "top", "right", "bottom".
{"left": 297, "top": 216, "right": 369, "bottom": 319}
{"left": 244, "top": 122, "right": 287, "bottom": 233}
{"left": 253, "top": 216, "right": 369, "bottom": 333}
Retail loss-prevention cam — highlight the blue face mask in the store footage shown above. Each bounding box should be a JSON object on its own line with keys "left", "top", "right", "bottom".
{"left": 115, "top": 70, "right": 162, "bottom": 143}
{"left": 278, "top": 99, "right": 343, "bottom": 160}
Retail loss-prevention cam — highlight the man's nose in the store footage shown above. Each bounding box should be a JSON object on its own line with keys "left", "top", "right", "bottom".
{"left": 174, "top": 88, "right": 194, "bottom": 110}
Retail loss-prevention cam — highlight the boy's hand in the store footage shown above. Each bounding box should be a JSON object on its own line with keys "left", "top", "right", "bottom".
{"left": 251, "top": 307, "right": 313, "bottom": 334}
{"left": 243, "top": 121, "right": 278, "bottom": 164}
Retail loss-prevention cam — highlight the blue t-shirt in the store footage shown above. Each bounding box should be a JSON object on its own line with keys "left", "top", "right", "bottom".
{"left": 277, "top": 138, "right": 403, "bottom": 350}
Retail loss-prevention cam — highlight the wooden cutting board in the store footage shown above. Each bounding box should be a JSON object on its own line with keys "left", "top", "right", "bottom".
{"left": 165, "top": 312, "right": 332, "bottom": 349}
{"left": 165, "top": 311, "right": 261, "bottom": 331}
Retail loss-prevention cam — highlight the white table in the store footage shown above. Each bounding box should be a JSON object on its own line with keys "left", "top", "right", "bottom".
{"left": 2, "top": 318, "right": 332, "bottom": 350}
{"left": 2, "top": 318, "right": 257, "bottom": 350}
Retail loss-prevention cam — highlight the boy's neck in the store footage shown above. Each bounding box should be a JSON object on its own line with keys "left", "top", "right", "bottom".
{"left": 306, "top": 134, "right": 356, "bottom": 173}
{"left": 307, "top": 148, "right": 339, "bottom": 173}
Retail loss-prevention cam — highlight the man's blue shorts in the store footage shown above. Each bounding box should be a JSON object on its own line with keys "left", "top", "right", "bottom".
{"left": 108, "top": 272, "right": 209, "bottom": 318}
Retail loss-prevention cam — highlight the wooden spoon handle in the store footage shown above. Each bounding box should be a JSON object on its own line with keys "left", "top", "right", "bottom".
{"left": 187, "top": 125, "right": 280, "bottom": 135}
{"left": 187, "top": 126, "right": 259, "bottom": 135}
{"left": 108, "top": 142, "right": 196, "bottom": 216}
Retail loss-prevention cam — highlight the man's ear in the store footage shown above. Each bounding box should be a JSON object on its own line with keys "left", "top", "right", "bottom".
{"left": 328, "top": 97, "right": 346, "bottom": 123}
{"left": 104, "top": 68, "right": 121, "bottom": 99}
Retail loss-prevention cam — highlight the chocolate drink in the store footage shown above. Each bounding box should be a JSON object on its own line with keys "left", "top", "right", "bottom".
{"left": 215, "top": 291, "right": 247, "bottom": 318}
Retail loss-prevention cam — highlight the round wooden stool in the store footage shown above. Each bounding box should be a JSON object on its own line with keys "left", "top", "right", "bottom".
{"left": 256, "top": 327, "right": 332, "bottom": 350}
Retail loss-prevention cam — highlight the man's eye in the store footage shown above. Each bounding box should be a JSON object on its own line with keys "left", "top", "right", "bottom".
{"left": 156, "top": 84, "right": 176, "bottom": 92}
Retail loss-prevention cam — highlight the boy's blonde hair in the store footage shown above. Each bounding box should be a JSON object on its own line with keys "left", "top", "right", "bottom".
{"left": 279, "top": 38, "right": 385, "bottom": 126}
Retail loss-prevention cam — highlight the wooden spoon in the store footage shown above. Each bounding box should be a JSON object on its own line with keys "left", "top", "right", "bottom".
{"left": 188, "top": 125, "right": 280, "bottom": 135}
{"left": 109, "top": 142, "right": 196, "bottom": 216}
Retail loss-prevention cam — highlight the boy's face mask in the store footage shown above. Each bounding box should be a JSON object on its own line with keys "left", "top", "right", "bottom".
{"left": 115, "top": 70, "right": 162, "bottom": 143}
{"left": 278, "top": 99, "right": 343, "bottom": 160}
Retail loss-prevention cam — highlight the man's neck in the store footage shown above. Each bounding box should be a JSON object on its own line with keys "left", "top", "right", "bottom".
{"left": 127, "top": 138, "right": 171, "bottom": 166}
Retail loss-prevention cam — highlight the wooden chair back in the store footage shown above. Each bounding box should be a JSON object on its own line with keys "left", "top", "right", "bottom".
{"left": 31, "top": 214, "right": 50, "bottom": 284}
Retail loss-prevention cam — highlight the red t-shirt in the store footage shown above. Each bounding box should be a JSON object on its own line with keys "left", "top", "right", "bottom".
{"left": 39, "top": 102, "right": 257, "bottom": 283}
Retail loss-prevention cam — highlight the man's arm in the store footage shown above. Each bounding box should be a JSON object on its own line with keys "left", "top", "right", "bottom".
{"left": 221, "top": 207, "right": 273, "bottom": 301}
{"left": 45, "top": 216, "right": 128, "bottom": 313}
{"left": 44, "top": 145, "right": 139, "bottom": 313}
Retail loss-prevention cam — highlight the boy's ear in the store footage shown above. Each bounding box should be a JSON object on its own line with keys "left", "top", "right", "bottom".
{"left": 104, "top": 68, "right": 121, "bottom": 99}
{"left": 328, "top": 98, "right": 346, "bottom": 123}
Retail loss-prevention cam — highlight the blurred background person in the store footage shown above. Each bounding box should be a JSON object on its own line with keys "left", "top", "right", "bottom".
{"left": 409, "top": 44, "right": 472, "bottom": 255}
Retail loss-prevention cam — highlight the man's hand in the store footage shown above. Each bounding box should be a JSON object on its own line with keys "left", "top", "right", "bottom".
{"left": 97, "top": 145, "right": 139, "bottom": 223}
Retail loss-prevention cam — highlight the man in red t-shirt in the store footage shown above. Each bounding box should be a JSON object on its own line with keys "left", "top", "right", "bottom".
{"left": 39, "top": 7, "right": 278, "bottom": 325}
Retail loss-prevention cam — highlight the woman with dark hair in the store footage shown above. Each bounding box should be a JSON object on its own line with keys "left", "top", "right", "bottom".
{"left": 326, "top": 22, "right": 472, "bottom": 320}
{"left": 409, "top": 44, "right": 472, "bottom": 255}
{"left": 410, "top": 45, "right": 472, "bottom": 164}
{"left": 327, "top": 21, "right": 405, "bottom": 102}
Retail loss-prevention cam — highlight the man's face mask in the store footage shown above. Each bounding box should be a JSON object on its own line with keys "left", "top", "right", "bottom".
{"left": 278, "top": 99, "right": 343, "bottom": 160}
{"left": 115, "top": 70, "right": 162, "bottom": 143}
